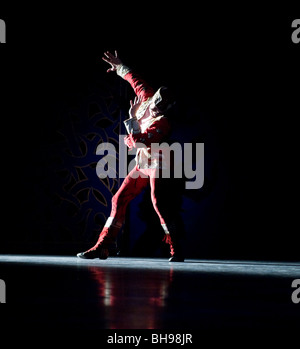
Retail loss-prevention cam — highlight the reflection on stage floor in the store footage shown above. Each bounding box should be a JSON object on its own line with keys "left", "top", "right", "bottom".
{"left": 0, "top": 255, "right": 299, "bottom": 330}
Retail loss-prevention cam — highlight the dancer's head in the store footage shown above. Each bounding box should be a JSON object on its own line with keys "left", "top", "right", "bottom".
{"left": 149, "top": 87, "right": 175, "bottom": 116}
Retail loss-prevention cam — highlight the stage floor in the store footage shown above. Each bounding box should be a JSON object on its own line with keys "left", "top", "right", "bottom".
{"left": 0, "top": 255, "right": 299, "bottom": 330}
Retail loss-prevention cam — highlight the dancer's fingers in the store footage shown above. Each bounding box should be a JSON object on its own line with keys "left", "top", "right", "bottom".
{"left": 106, "top": 51, "right": 114, "bottom": 59}
{"left": 102, "top": 56, "right": 110, "bottom": 63}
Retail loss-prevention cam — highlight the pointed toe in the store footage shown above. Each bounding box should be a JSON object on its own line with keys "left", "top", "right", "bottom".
{"left": 169, "top": 255, "right": 185, "bottom": 262}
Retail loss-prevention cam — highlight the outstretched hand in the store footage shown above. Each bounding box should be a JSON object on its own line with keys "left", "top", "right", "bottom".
{"left": 102, "top": 51, "right": 122, "bottom": 73}
{"left": 129, "top": 96, "right": 143, "bottom": 118}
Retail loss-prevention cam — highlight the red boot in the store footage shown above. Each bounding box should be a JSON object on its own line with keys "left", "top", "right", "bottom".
{"left": 163, "top": 233, "right": 185, "bottom": 262}
{"left": 77, "top": 219, "right": 122, "bottom": 260}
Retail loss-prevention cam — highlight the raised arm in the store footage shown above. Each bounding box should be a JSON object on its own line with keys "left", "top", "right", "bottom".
{"left": 102, "top": 50, "right": 123, "bottom": 73}
{"left": 102, "top": 50, "right": 154, "bottom": 101}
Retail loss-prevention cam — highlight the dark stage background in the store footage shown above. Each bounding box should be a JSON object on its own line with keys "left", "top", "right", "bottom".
{"left": 0, "top": 9, "right": 298, "bottom": 261}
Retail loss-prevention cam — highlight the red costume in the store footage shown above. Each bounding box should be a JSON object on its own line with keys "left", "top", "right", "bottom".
{"left": 77, "top": 64, "right": 184, "bottom": 261}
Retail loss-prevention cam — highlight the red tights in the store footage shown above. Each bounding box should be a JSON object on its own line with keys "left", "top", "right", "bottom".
{"left": 97, "top": 166, "right": 173, "bottom": 247}
{"left": 111, "top": 166, "right": 169, "bottom": 226}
